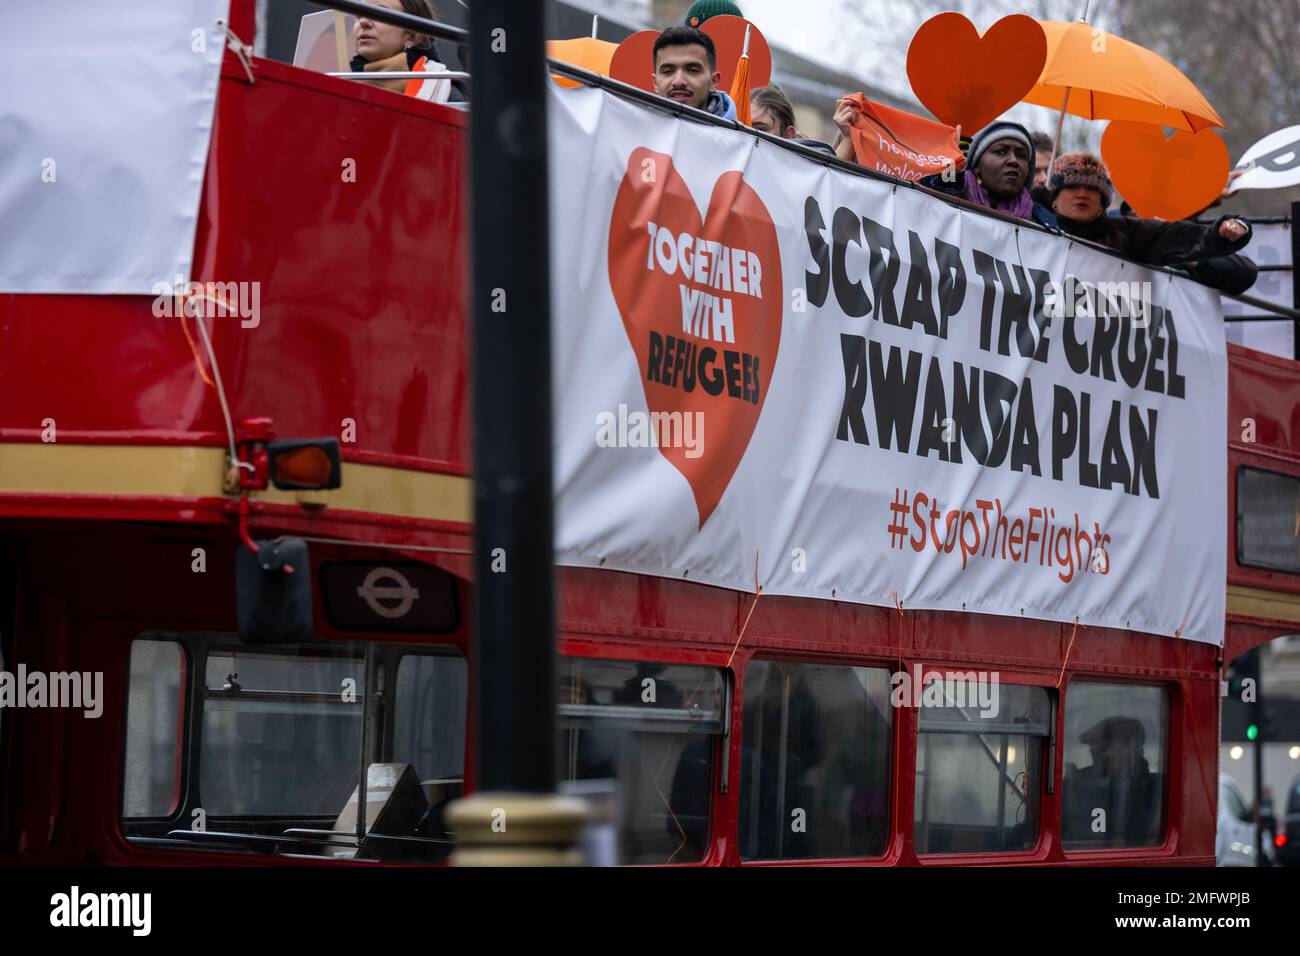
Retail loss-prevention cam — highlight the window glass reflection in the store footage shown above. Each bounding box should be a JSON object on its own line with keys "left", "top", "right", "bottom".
{"left": 1061, "top": 682, "right": 1167, "bottom": 849}
{"left": 740, "top": 661, "right": 892, "bottom": 860}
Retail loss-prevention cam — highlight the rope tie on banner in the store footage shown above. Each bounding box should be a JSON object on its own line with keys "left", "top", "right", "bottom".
{"left": 179, "top": 307, "right": 217, "bottom": 388}
{"left": 724, "top": 550, "right": 763, "bottom": 669}
{"left": 216, "top": 19, "right": 256, "bottom": 84}
{"left": 1056, "top": 617, "right": 1080, "bottom": 688}
{"left": 891, "top": 589, "right": 905, "bottom": 675}
{"left": 175, "top": 290, "right": 255, "bottom": 485}
{"left": 1174, "top": 614, "right": 1189, "bottom": 641}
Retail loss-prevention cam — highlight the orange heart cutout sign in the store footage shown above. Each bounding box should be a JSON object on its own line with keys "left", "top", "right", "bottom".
{"left": 609, "top": 30, "right": 660, "bottom": 93}
{"left": 1101, "top": 122, "right": 1230, "bottom": 221}
{"left": 699, "top": 15, "right": 772, "bottom": 92}
{"left": 607, "top": 148, "right": 783, "bottom": 527}
{"left": 907, "top": 13, "right": 1046, "bottom": 133}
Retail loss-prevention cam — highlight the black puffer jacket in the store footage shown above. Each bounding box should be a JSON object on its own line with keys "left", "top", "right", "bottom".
{"left": 1059, "top": 212, "right": 1256, "bottom": 294}
{"left": 792, "top": 137, "right": 836, "bottom": 157}
{"left": 1177, "top": 254, "right": 1259, "bottom": 296}
{"left": 1057, "top": 213, "right": 1250, "bottom": 266}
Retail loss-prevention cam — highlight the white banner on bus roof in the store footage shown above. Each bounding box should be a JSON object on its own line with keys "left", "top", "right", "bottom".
{"left": 0, "top": 0, "right": 230, "bottom": 293}
{"left": 549, "top": 83, "right": 1228, "bottom": 645}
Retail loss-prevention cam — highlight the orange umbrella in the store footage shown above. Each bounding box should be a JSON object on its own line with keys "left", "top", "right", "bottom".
{"left": 548, "top": 17, "right": 617, "bottom": 89}
{"left": 730, "top": 24, "right": 752, "bottom": 125}
{"left": 548, "top": 38, "right": 617, "bottom": 87}
{"left": 1023, "top": 20, "right": 1224, "bottom": 170}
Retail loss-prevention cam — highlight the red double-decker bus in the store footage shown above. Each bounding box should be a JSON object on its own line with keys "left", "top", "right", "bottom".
{"left": 1, "top": 0, "right": 1297, "bottom": 869}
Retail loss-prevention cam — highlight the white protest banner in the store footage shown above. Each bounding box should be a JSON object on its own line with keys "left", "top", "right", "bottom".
{"left": 1230, "top": 124, "right": 1300, "bottom": 193}
{"left": 550, "top": 83, "right": 1227, "bottom": 645}
{"left": 0, "top": 0, "right": 230, "bottom": 293}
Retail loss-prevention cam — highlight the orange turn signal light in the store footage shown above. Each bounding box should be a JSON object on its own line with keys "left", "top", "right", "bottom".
{"left": 268, "top": 438, "right": 342, "bottom": 491}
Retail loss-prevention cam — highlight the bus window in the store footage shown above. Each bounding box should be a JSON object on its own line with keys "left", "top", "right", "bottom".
{"left": 914, "top": 683, "right": 1051, "bottom": 855}
{"left": 391, "top": 651, "right": 467, "bottom": 833}
{"left": 557, "top": 657, "right": 725, "bottom": 865}
{"left": 1236, "top": 466, "right": 1300, "bottom": 574}
{"left": 739, "top": 661, "right": 892, "bottom": 861}
{"left": 201, "top": 646, "right": 364, "bottom": 816}
{"left": 1061, "top": 682, "right": 1168, "bottom": 850}
{"left": 123, "top": 640, "right": 186, "bottom": 818}
{"left": 122, "top": 633, "right": 469, "bottom": 862}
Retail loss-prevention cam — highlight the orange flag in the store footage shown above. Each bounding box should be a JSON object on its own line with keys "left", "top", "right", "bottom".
{"left": 843, "top": 94, "right": 963, "bottom": 181}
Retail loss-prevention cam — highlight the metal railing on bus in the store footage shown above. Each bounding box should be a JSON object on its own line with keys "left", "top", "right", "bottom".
{"left": 329, "top": 71, "right": 469, "bottom": 81}
{"left": 287, "top": 1, "right": 1300, "bottom": 349}
{"left": 302, "top": 0, "right": 466, "bottom": 43}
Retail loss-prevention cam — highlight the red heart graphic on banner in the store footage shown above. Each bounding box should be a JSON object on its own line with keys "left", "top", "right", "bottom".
{"left": 1101, "top": 121, "right": 1230, "bottom": 221}
{"left": 906, "top": 13, "right": 1047, "bottom": 133}
{"left": 608, "top": 148, "right": 782, "bottom": 527}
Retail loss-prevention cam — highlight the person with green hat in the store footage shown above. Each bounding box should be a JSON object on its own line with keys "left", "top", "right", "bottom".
{"left": 684, "top": 1, "right": 743, "bottom": 28}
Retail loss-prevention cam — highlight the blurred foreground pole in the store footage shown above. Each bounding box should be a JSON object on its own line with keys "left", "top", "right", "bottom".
{"left": 1292, "top": 200, "right": 1299, "bottom": 361}
{"left": 1253, "top": 649, "right": 1264, "bottom": 866}
{"left": 446, "top": 0, "right": 586, "bottom": 864}
{"left": 1254, "top": 699, "right": 1263, "bottom": 864}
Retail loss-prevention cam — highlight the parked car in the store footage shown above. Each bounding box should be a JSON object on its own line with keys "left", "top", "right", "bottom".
{"left": 1218, "top": 775, "right": 1261, "bottom": 866}
{"left": 1277, "top": 774, "right": 1300, "bottom": 867}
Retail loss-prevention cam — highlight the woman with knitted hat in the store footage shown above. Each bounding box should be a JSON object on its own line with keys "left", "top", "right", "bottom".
{"left": 1049, "top": 152, "right": 1252, "bottom": 270}
{"left": 919, "top": 121, "right": 1058, "bottom": 228}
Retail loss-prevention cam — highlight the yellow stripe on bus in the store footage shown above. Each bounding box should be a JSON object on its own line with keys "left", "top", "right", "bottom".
{"left": 1226, "top": 584, "right": 1300, "bottom": 625}
{"left": 0, "top": 444, "right": 472, "bottom": 524}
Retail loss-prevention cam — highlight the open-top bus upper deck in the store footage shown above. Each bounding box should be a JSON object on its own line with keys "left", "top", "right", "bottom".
{"left": 1, "top": 0, "right": 1298, "bottom": 867}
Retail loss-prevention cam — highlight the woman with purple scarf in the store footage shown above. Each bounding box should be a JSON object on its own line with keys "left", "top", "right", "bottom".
{"left": 919, "top": 121, "right": 1059, "bottom": 229}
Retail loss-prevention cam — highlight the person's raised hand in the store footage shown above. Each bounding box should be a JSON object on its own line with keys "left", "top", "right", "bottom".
{"left": 1219, "top": 168, "right": 1245, "bottom": 200}
{"left": 1219, "top": 218, "right": 1249, "bottom": 241}
{"left": 832, "top": 97, "right": 857, "bottom": 136}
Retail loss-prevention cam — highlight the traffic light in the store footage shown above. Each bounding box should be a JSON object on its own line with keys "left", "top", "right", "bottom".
{"left": 1258, "top": 701, "right": 1278, "bottom": 742}
{"left": 1227, "top": 649, "right": 1260, "bottom": 701}
{"left": 1240, "top": 685, "right": 1276, "bottom": 742}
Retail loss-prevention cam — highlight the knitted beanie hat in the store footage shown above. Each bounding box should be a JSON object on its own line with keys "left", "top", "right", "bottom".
{"left": 685, "top": 1, "right": 743, "bottom": 27}
{"left": 1049, "top": 152, "right": 1114, "bottom": 207}
{"left": 967, "top": 121, "right": 1033, "bottom": 169}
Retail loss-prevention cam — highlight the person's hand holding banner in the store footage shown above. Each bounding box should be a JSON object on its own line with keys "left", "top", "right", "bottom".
{"left": 837, "top": 94, "right": 963, "bottom": 182}
{"left": 1229, "top": 124, "right": 1300, "bottom": 193}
